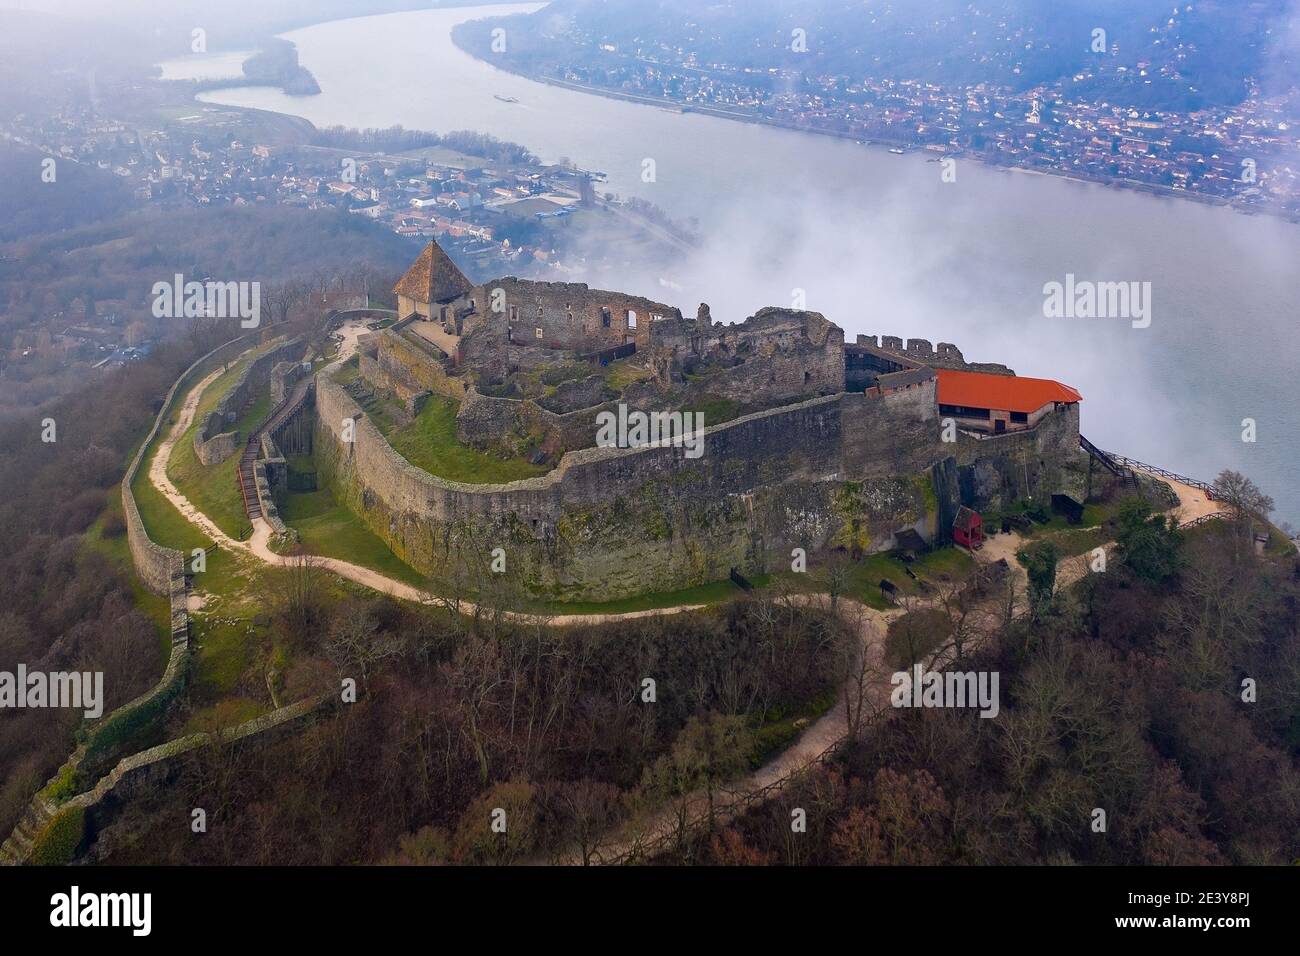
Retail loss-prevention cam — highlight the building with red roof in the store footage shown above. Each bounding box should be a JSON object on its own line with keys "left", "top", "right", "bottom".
{"left": 936, "top": 368, "right": 1082, "bottom": 435}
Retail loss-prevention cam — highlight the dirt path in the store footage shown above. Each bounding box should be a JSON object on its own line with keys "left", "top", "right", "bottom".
{"left": 543, "top": 596, "right": 899, "bottom": 865}
{"left": 971, "top": 471, "right": 1227, "bottom": 603}
{"left": 148, "top": 365, "right": 233, "bottom": 544}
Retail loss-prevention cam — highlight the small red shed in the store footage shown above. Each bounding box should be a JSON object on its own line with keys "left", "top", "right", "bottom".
{"left": 953, "top": 506, "right": 984, "bottom": 550}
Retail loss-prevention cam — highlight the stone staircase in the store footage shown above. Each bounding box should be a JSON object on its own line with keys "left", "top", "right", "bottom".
{"left": 237, "top": 376, "right": 313, "bottom": 524}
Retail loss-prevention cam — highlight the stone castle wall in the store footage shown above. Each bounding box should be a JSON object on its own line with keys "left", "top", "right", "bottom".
{"left": 860, "top": 334, "right": 1015, "bottom": 376}
{"left": 193, "top": 337, "right": 306, "bottom": 465}
{"left": 459, "top": 277, "right": 683, "bottom": 351}
{"left": 371, "top": 330, "right": 467, "bottom": 401}
{"left": 316, "top": 370, "right": 1084, "bottom": 600}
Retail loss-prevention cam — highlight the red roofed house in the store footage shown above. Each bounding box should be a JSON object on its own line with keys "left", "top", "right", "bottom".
{"left": 936, "top": 368, "right": 1082, "bottom": 435}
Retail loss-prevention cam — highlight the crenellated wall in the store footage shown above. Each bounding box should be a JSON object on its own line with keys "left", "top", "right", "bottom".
{"left": 858, "top": 333, "right": 1015, "bottom": 376}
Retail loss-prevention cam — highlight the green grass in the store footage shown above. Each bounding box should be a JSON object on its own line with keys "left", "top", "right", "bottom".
{"left": 747, "top": 688, "right": 838, "bottom": 768}
{"left": 604, "top": 357, "right": 653, "bottom": 392}
{"left": 333, "top": 354, "right": 362, "bottom": 387}
{"left": 131, "top": 446, "right": 211, "bottom": 552}
{"left": 682, "top": 394, "right": 741, "bottom": 427}
{"left": 279, "top": 487, "right": 427, "bottom": 589}
{"left": 770, "top": 545, "right": 976, "bottom": 610}
{"left": 380, "top": 395, "right": 550, "bottom": 485}
{"left": 536, "top": 574, "right": 771, "bottom": 615}
{"left": 190, "top": 618, "right": 257, "bottom": 697}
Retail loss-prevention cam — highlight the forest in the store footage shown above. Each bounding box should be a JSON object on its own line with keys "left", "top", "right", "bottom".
{"left": 694, "top": 506, "right": 1300, "bottom": 865}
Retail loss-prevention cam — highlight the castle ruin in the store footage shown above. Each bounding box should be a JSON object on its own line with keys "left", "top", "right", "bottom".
{"left": 315, "top": 241, "right": 1093, "bottom": 600}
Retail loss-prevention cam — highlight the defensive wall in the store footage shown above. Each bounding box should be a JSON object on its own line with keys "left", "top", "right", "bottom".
{"left": 459, "top": 276, "right": 683, "bottom": 350}
{"left": 193, "top": 337, "right": 308, "bottom": 465}
{"left": 2, "top": 329, "right": 266, "bottom": 866}
{"left": 316, "top": 371, "right": 1086, "bottom": 600}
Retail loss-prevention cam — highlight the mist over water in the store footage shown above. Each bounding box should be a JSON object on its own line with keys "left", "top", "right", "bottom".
{"left": 172, "top": 3, "right": 1300, "bottom": 524}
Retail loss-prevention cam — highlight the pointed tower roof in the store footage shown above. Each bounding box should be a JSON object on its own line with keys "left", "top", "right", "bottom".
{"left": 393, "top": 240, "right": 472, "bottom": 306}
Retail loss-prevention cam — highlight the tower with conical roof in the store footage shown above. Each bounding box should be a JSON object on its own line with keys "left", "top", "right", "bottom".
{"left": 393, "top": 239, "right": 473, "bottom": 325}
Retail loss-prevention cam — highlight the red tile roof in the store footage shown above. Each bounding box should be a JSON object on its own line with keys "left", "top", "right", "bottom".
{"left": 936, "top": 368, "right": 1082, "bottom": 413}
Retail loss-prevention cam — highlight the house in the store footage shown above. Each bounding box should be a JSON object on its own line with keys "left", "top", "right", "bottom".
{"left": 936, "top": 368, "right": 1081, "bottom": 435}
{"left": 953, "top": 507, "right": 983, "bottom": 550}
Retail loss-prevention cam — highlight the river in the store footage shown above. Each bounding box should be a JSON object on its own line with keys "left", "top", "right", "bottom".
{"left": 161, "top": 3, "right": 1300, "bottom": 525}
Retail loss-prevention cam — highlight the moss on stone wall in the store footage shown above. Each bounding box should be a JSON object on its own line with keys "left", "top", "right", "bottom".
{"left": 29, "top": 807, "right": 85, "bottom": 866}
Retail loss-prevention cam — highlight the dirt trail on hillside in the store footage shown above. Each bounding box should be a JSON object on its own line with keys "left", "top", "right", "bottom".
{"left": 149, "top": 366, "right": 232, "bottom": 544}
{"left": 538, "top": 597, "right": 900, "bottom": 865}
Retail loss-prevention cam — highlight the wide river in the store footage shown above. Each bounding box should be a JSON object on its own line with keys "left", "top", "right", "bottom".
{"left": 167, "top": 3, "right": 1299, "bottom": 524}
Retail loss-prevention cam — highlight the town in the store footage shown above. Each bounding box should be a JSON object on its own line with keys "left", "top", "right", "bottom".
{"left": 458, "top": 12, "right": 1300, "bottom": 219}
{"left": 0, "top": 86, "right": 689, "bottom": 386}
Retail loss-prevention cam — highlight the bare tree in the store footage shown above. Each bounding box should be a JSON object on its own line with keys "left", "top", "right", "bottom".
{"left": 324, "top": 604, "right": 403, "bottom": 690}
{"left": 1211, "top": 469, "right": 1274, "bottom": 559}
{"left": 264, "top": 553, "right": 325, "bottom": 640}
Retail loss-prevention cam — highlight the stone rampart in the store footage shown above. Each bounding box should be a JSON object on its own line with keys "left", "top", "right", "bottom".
{"left": 316, "top": 363, "right": 1082, "bottom": 600}
{"left": 373, "top": 329, "right": 466, "bottom": 402}
{"left": 193, "top": 337, "right": 307, "bottom": 465}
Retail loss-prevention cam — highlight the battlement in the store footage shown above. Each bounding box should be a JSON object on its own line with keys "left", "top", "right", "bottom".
{"left": 857, "top": 334, "right": 1015, "bottom": 376}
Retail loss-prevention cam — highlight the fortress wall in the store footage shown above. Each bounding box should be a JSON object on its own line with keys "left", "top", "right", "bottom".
{"left": 953, "top": 402, "right": 1088, "bottom": 506}
{"left": 318, "top": 373, "right": 854, "bottom": 597}
{"left": 656, "top": 309, "right": 846, "bottom": 404}
{"left": 375, "top": 330, "right": 466, "bottom": 400}
{"left": 537, "top": 375, "right": 609, "bottom": 413}
{"left": 317, "top": 367, "right": 1083, "bottom": 600}
{"left": 864, "top": 333, "right": 1015, "bottom": 376}
{"left": 697, "top": 344, "right": 843, "bottom": 404}
{"left": 271, "top": 360, "right": 305, "bottom": 406}
{"left": 193, "top": 337, "right": 305, "bottom": 465}
{"left": 468, "top": 277, "right": 681, "bottom": 351}
{"left": 524, "top": 398, "right": 622, "bottom": 453}
{"left": 842, "top": 379, "right": 945, "bottom": 478}
{"left": 455, "top": 387, "right": 530, "bottom": 455}
{"left": 70, "top": 696, "right": 332, "bottom": 864}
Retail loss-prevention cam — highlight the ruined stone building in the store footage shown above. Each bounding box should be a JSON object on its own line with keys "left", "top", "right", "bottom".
{"left": 318, "top": 240, "right": 1095, "bottom": 601}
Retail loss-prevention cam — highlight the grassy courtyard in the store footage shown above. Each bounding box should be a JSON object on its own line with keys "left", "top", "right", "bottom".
{"left": 278, "top": 485, "right": 427, "bottom": 590}
{"left": 375, "top": 394, "right": 550, "bottom": 485}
